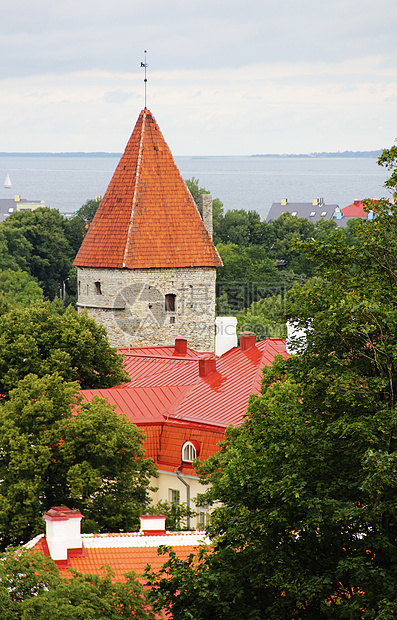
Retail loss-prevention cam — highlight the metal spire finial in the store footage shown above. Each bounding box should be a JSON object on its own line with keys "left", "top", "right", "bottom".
{"left": 140, "top": 50, "right": 148, "bottom": 109}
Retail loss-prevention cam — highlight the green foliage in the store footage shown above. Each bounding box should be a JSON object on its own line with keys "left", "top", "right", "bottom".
{"left": 185, "top": 177, "right": 224, "bottom": 233}
{"left": 0, "top": 301, "right": 129, "bottom": 396}
{"left": 377, "top": 139, "right": 397, "bottom": 194}
{"left": 67, "top": 197, "right": 102, "bottom": 255}
{"left": 0, "top": 373, "right": 156, "bottom": 548}
{"left": 214, "top": 208, "right": 266, "bottom": 246}
{"left": 236, "top": 293, "right": 286, "bottom": 339}
{"left": 0, "top": 207, "right": 76, "bottom": 299}
{"left": 145, "top": 148, "right": 397, "bottom": 618}
{"left": 0, "top": 549, "right": 154, "bottom": 619}
{"left": 0, "top": 268, "right": 43, "bottom": 307}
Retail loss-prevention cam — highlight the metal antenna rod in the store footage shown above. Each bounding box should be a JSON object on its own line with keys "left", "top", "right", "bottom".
{"left": 141, "top": 50, "right": 148, "bottom": 109}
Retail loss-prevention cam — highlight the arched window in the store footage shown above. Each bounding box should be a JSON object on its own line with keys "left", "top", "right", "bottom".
{"left": 182, "top": 441, "right": 198, "bottom": 463}
{"left": 165, "top": 293, "right": 176, "bottom": 312}
{"left": 94, "top": 281, "right": 102, "bottom": 295}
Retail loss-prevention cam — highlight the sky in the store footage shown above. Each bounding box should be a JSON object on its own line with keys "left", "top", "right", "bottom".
{"left": 1, "top": 0, "right": 397, "bottom": 156}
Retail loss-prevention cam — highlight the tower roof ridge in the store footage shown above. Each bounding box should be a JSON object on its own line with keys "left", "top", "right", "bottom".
{"left": 74, "top": 108, "right": 222, "bottom": 270}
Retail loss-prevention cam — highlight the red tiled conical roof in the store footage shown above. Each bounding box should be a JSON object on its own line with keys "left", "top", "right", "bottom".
{"left": 74, "top": 109, "right": 222, "bottom": 269}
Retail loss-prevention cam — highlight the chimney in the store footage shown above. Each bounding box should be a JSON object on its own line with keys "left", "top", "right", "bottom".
{"left": 199, "top": 355, "right": 217, "bottom": 377}
{"left": 174, "top": 338, "right": 187, "bottom": 355}
{"left": 312, "top": 198, "right": 319, "bottom": 206}
{"left": 281, "top": 198, "right": 288, "bottom": 206}
{"left": 354, "top": 199, "right": 360, "bottom": 206}
{"left": 140, "top": 514, "right": 166, "bottom": 535}
{"left": 215, "top": 316, "right": 237, "bottom": 356}
{"left": 239, "top": 331, "right": 256, "bottom": 351}
{"left": 200, "top": 193, "right": 213, "bottom": 239}
{"left": 43, "top": 506, "right": 84, "bottom": 561}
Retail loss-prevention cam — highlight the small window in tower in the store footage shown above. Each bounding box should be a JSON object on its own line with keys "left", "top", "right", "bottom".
{"left": 170, "top": 316, "right": 175, "bottom": 324}
{"left": 94, "top": 281, "right": 102, "bottom": 295}
{"left": 78, "top": 281, "right": 81, "bottom": 295}
{"left": 165, "top": 293, "right": 176, "bottom": 312}
{"left": 182, "top": 441, "right": 197, "bottom": 463}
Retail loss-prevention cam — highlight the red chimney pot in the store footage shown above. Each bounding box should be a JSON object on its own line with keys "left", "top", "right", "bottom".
{"left": 174, "top": 338, "right": 188, "bottom": 354}
{"left": 199, "top": 356, "right": 217, "bottom": 377}
{"left": 239, "top": 331, "right": 256, "bottom": 351}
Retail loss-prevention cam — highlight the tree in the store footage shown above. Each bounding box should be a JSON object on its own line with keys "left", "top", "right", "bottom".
{"left": 67, "top": 197, "right": 102, "bottom": 255}
{"left": 377, "top": 139, "right": 397, "bottom": 194}
{"left": 0, "top": 549, "right": 154, "bottom": 619}
{"left": 216, "top": 243, "right": 281, "bottom": 310}
{"left": 0, "top": 268, "right": 43, "bottom": 307}
{"left": 0, "top": 373, "right": 156, "bottom": 548}
{"left": 185, "top": 177, "right": 224, "bottom": 234}
{"left": 214, "top": 209, "right": 265, "bottom": 246}
{"left": 0, "top": 301, "right": 129, "bottom": 397}
{"left": 145, "top": 150, "right": 397, "bottom": 618}
{"left": 0, "top": 207, "right": 76, "bottom": 299}
{"left": 236, "top": 293, "right": 286, "bottom": 339}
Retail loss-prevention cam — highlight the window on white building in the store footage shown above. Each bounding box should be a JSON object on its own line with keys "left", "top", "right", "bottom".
{"left": 169, "top": 488, "right": 180, "bottom": 505}
{"left": 182, "top": 441, "right": 197, "bottom": 463}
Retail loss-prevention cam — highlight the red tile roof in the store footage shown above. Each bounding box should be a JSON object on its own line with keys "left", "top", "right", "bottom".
{"left": 28, "top": 531, "right": 206, "bottom": 583}
{"left": 74, "top": 108, "right": 222, "bottom": 270}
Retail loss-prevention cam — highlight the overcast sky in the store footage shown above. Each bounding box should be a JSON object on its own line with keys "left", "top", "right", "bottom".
{"left": 1, "top": 0, "right": 397, "bottom": 155}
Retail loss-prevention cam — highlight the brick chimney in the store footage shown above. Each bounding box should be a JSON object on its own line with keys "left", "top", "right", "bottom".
{"left": 239, "top": 331, "right": 256, "bottom": 351}
{"left": 199, "top": 355, "right": 217, "bottom": 377}
{"left": 174, "top": 338, "right": 188, "bottom": 355}
{"left": 140, "top": 514, "right": 166, "bottom": 535}
{"left": 200, "top": 193, "right": 213, "bottom": 239}
{"left": 43, "top": 506, "right": 84, "bottom": 562}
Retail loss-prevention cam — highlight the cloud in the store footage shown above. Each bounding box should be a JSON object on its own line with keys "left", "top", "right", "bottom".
{"left": 1, "top": 0, "right": 397, "bottom": 153}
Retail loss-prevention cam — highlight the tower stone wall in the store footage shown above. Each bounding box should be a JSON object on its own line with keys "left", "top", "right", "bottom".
{"left": 77, "top": 265, "right": 216, "bottom": 351}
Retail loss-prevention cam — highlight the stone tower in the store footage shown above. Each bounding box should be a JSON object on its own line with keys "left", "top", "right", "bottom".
{"left": 73, "top": 108, "right": 222, "bottom": 351}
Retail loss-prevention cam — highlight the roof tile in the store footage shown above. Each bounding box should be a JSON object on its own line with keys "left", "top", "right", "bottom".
{"left": 74, "top": 109, "right": 222, "bottom": 270}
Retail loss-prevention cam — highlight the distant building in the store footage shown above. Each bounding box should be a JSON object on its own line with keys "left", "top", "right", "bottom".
{"left": 266, "top": 197, "right": 381, "bottom": 227}
{"left": 266, "top": 198, "right": 339, "bottom": 225}
{"left": 0, "top": 195, "right": 46, "bottom": 222}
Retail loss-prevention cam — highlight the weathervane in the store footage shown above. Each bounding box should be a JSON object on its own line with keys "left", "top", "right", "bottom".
{"left": 141, "top": 50, "right": 148, "bottom": 109}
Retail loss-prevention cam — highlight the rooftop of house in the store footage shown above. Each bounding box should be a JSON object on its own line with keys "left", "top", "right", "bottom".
{"left": 25, "top": 507, "right": 207, "bottom": 582}
{"left": 266, "top": 199, "right": 339, "bottom": 224}
{"left": 78, "top": 334, "right": 287, "bottom": 473}
{"left": 341, "top": 199, "right": 372, "bottom": 218}
{"left": 0, "top": 196, "right": 46, "bottom": 221}
{"left": 80, "top": 335, "right": 287, "bottom": 430}
{"left": 74, "top": 108, "right": 222, "bottom": 271}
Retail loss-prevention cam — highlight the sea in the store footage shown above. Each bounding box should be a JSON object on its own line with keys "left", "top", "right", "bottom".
{"left": 0, "top": 155, "right": 390, "bottom": 220}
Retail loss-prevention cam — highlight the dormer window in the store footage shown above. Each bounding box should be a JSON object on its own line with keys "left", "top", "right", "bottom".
{"left": 165, "top": 293, "right": 176, "bottom": 312}
{"left": 182, "top": 441, "right": 197, "bottom": 463}
{"left": 94, "top": 281, "right": 102, "bottom": 295}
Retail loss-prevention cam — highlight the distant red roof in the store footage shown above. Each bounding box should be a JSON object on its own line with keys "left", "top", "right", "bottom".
{"left": 79, "top": 338, "right": 288, "bottom": 472}
{"left": 341, "top": 199, "right": 369, "bottom": 218}
{"left": 74, "top": 108, "right": 222, "bottom": 270}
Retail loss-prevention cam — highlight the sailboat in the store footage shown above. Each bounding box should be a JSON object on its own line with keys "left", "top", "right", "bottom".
{"left": 4, "top": 173, "right": 12, "bottom": 189}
